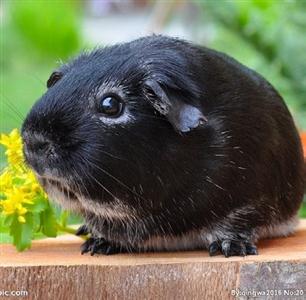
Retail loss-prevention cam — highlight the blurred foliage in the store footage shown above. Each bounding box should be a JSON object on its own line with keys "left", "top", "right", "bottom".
{"left": 195, "top": 0, "right": 306, "bottom": 129}
{"left": 300, "top": 195, "right": 306, "bottom": 218}
{"left": 10, "top": 0, "right": 81, "bottom": 59}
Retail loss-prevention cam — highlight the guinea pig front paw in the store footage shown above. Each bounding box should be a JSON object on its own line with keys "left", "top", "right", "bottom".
{"left": 80, "top": 237, "right": 123, "bottom": 256}
{"left": 208, "top": 240, "right": 258, "bottom": 257}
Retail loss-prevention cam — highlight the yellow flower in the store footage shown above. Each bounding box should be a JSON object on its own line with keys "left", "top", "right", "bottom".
{"left": 0, "top": 129, "right": 48, "bottom": 223}
{"left": 0, "top": 169, "right": 13, "bottom": 192}
{"left": 1, "top": 188, "right": 33, "bottom": 217}
{"left": 0, "top": 129, "right": 24, "bottom": 167}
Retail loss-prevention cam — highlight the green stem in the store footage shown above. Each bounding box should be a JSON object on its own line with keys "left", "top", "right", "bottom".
{"left": 60, "top": 210, "right": 69, "bottom": 228}
{"left": 56, "top": 223, "right": 76, "bottom": 234}
{"left": 56, "top": 223, "right": 87, "bottom": 240}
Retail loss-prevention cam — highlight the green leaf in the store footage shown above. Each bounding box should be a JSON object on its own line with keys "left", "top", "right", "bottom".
{"left": 0, "top": 214, "right": 10, "bottom": 233}
{"left": 29, "top": 195, "right": 48, "bottom": 213}
{"left": 3, "top": 214, "right": 15, "bottom": 227}
{"left": 10, "top": 213, "right": 33, "bottom": 251}
{"left": 32, "top": 212, "right": 42, "bottom": 232}
{"left": 40, "top": 204, "right": 58, "bottom": 237}
{"left": 299, "top": 195, "right": 306, "bottom": 218}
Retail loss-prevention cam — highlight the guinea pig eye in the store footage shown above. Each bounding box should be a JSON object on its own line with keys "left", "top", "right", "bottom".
{"left": 98, "top": 95, "right": 124, "bottom": 117}
{"left": 47, "top": 71, "right": 63, "bottom": 88}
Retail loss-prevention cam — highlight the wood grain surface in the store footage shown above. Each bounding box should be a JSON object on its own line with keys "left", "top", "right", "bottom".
{"left": 1, "top": 220, "right": 306, "bottom": 300}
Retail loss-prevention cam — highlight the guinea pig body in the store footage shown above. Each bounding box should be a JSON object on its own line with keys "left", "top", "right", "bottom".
{"left": 22, "top": 35, "right": 305, "bottom": 257}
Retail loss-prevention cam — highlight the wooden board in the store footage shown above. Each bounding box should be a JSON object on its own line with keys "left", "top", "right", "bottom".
{"left": 1, "top": 220, "right": 306, "bottom": 300}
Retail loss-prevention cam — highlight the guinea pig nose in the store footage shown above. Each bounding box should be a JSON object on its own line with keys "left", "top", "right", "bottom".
{"left": 23, "top": 133, "right": 56, "bottom": 175}
{"left": 24, "top": 133, "right": 53, "bottom": 157}
{"left": 34, "top": 141, "right": 50, "bottom": 154}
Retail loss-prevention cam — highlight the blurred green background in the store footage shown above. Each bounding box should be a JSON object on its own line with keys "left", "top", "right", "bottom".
{"left": 1, "top": 0, "right": 305, "bottom": 218}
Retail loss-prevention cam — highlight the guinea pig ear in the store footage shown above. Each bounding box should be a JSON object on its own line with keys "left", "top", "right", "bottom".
{"left": 144, "top": 80, "right": 207, "bottom": 133}
{"left": 47, "top": 71, "right": 63, "bottom": 88}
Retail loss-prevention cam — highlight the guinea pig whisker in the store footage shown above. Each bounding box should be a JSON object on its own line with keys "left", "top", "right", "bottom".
{"left": 86, "top": 171, "right": 118, "bottom": 200}
{"left": 28, "top": 73, "right": 47, "bottom": 88}
{"left": 95, "top": 149, "right": 125, "bottom": 161}
{"left": 71, "top": 163, "right": 91, "bottom": 199}
{"left": 2, "top": 101, "right": 24, "bottom": 123}
{"left": 1, "top": 93, "right": 25, "bottom": 121}
{"left": 75, "top": 175, "right": 89, "bottom": 198}
{"left": 3, "top": 106, "right": 23, "bottom": 124}
{"left": 66, "top": 157, "right": 91, "bottom": 198}
{"left": 83, "top": 156, "right": 148, "bottom": 202}
{"left": 205, "top": 175, "right": 226, "bottom": 191}
{"left": 77, "top": 144, "right": 126, "bottom": 161}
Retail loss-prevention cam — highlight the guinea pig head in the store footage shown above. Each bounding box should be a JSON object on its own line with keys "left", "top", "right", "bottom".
{"left": 21, "top": 37, "right": 207, "bottom": 214}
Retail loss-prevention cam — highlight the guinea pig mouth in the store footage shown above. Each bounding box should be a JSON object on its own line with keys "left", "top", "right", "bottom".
{"left": 40, "top": 177, "right": 78, "bottom": 201}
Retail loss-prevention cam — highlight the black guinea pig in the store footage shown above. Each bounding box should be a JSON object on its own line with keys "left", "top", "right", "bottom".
{"left": 22, "top": 35, "right": 305, "bottom": 257}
